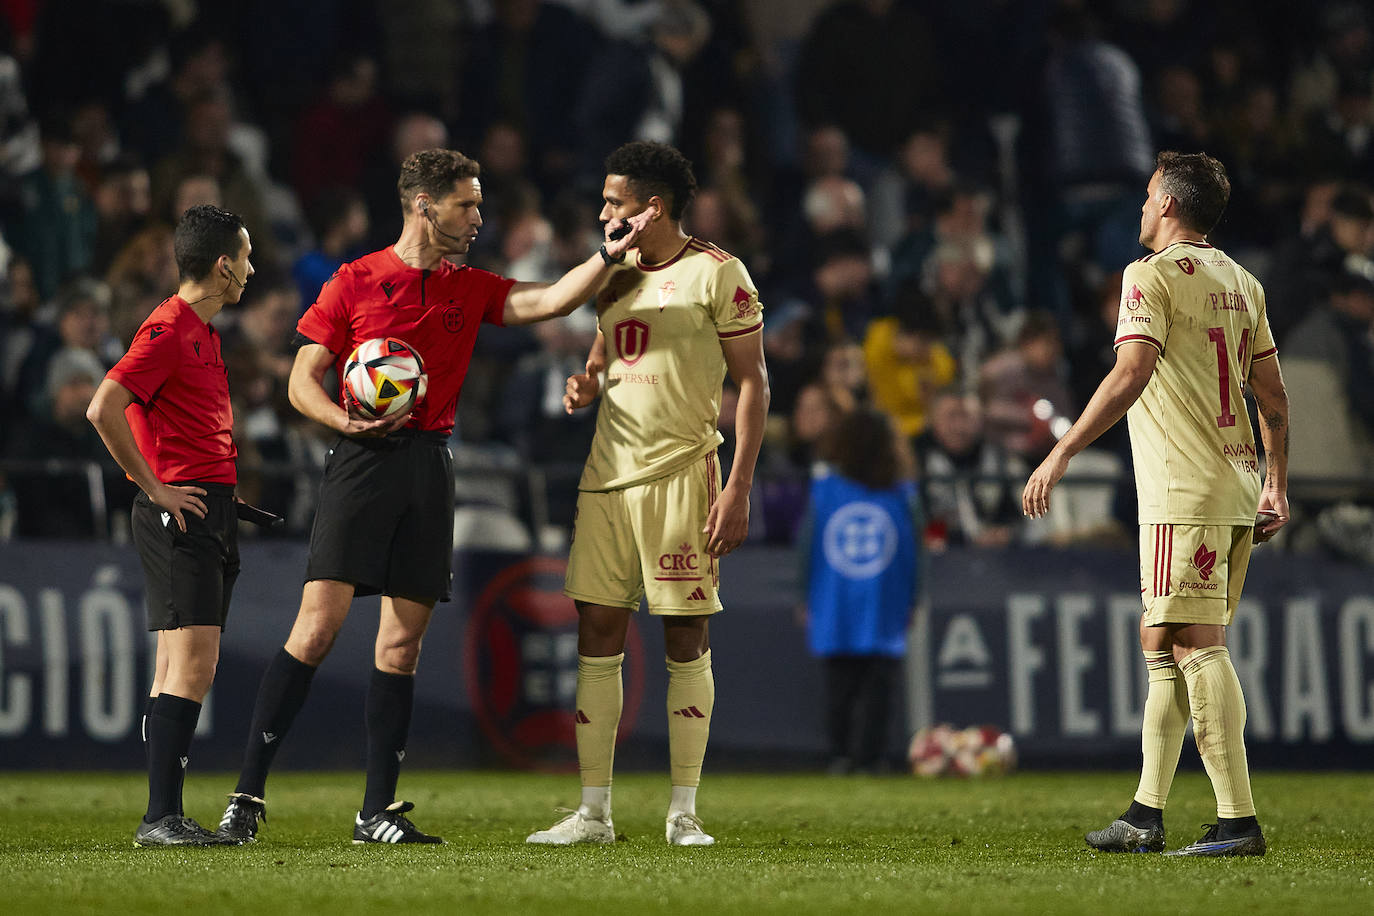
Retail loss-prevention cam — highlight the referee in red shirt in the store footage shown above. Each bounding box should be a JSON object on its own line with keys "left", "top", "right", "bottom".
{"left": 218, "top": 148, "right": 648, "bottom": 844}
{"left": 87, "top": 205, "right": 255, "bottom": 847}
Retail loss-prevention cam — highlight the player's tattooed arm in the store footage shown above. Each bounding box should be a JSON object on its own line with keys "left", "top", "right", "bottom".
{"left": 1248, "top": 355, "right": 1289, "bottom": 541}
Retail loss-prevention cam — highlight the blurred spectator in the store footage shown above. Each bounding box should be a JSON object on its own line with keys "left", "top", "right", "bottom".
{"left": 915, "top": 389, "right": 1025, "bottom": 549}
{"left": 16, "top": 276, "right": 116, "bottom": 418}
{"left": 798, "top": 230, "right": 880, "bottom": 350}
{"left": 293, "top": 189, "right": 369, "bottom": 311}
{"left": 8, "top": 112, "right": 97, "bottom": 299}
{"left": 798, "top": 405, "right": 920, "bottom": 774}
{"left": 0, "top": 50, "right": 40, "bottom": 188}
{"left": 1288, "top": 2, "right": 1374, "bottom": 121}
{"left": 291, "top": 54, "right": 393, "bottom": 208}
{"left": 979, "top": 310, "right": 1074, "bottom": 462}
{"left": 69, "top": 99, "right": 121, "bottom": 191}
{"left": 170, "top": 172, "right": 224, "bottom": 219}
{"left": 361, "top": 112, "right": 447, "bottom": 251}
{"left": 1265, "top": 180, "right": 1345, "bottom": 339}
{"left": 869, "top": 124, "right": 957, "bottom": 253}
{"left": 862, "top": 288, "right": 957, "bottom": 441}
{"left": 1023, "top": 3, "right": 1153, "bottom": 321}
{"left": 795, "top": 0, "right": 942, "bottom": 170}
{"left": 923, "top": 236, "right": 1015, "bottom": 385}
{"left": 150, "top": 91, "right": 276, "bottom": 267}
{"left": 221, "top": 284, "right": 301, "bottom": 517}
{"left": 105, "top": 223, "right": 179, "bottom": 313}
{"left": 1285, "top": 271, "right": 1374, "bottom": 438}
{"left": 2, "top": 347, "right": 114, "bottom": 537}
{"left": 462, "top": 0, "right": 598, "bottom": 190}
{"left": 887, "top": 182, "right": 1015, "bottom": 314}
{"left": 1300, "top": 74, "right": 1374, "bottom": 182}
{"left": 91, "top": 155, "right": 153, "bottom": 273}
{"left": 788, "top": 382, "right": 840, "bottom": 472}
{"left": 575, "top": 0, "right": 712, "bottom": 183}
{"left": 121, "top": 29, "right": 231, "bottom": 167}
{"left": 1149, "top": 65, "right": 1212, "bottom": 154}
{"left": 758, "top": 301, "right": 811, "bottom": 419}
{"left": 0, "top": 255, "right": 40, "bottom": 443}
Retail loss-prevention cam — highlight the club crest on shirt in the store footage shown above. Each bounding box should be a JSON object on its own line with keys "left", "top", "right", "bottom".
{"left": 1176, "top": 257, "right": 1195, "bottom": 275}
{"left": 443, "top": 305, "right": 464, "bottom": 333}
{"left": 1121, "top": 284, "right": 1144, "bottom": 311}
{"left": 614, "top": 317, "right": 650, "bottom": 367}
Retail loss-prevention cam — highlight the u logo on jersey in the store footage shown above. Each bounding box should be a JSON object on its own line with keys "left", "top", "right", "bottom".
{"left": 615, "top": 317, "right": 650, "bottom": 367}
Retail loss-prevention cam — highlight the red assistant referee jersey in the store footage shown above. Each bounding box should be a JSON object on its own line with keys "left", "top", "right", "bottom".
{"left": 296, "top": 247, "right": 516, "bottom": 434}
{"left": 106, "top": 295, "right": 237, "bottom": 484}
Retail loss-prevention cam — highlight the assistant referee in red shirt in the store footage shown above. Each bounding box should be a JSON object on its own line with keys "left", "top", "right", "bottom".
{"left": 87, "top": 204, "right": 255, "bottom": 847}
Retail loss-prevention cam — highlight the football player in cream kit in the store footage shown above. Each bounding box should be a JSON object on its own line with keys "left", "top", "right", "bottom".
{"left": 527, "top": 141, "right": 769, "bottom": 846}
{"left": 1024, "top": 152, "right": 1289, "bottom": 857}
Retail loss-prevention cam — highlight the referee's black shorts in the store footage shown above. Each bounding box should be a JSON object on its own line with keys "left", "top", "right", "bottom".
{"left": 131, "top": 481, "right": 240, "bottom": 631}
{"left": 306, "top": 431, "right": 455, "bottom": 603}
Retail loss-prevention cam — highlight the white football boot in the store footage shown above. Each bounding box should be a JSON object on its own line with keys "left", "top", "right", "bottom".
{"left": 526, "top": 808, "right": 615, "bottom": 845}
{"left": 666, "top": 812, "right": 715, "bottom": 846}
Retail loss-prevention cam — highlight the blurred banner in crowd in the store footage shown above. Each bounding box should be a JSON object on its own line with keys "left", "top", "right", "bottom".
{"left": 0, "top": 543, "right": 1370, "bottom": 769}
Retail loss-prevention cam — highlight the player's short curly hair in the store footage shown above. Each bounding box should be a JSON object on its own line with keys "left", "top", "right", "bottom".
{"left": 1155, "top": 150, "right": 1230, "bottom": 235}
{"left": 397, "top": 148, "right": 481, "bottom": 214}
{"left": 174, "top": 204, "right": 245, "bottom": 282}
{"left": 604, "top": 141, "right": 697, "bottom": 220}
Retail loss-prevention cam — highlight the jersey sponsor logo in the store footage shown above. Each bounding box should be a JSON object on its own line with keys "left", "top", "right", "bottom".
{"left": 1192, "top": 543, "right": 1217, "bottom": 581}
{"left": 656, "top": 543, "right": 701, "bottom": 580}
{"left": 1176, "top": 257, "right": 1195, "bottom": 275}
{"left": 685, "top": 586, "right": 708, "bottom": 601}
{"left": 193, "top": 341, "right": 201, "bottom": 356}
{"left": 1122, "top": 284, "right": 1144, "bottom": 310}
{"left": 614, "top": 317, "right": 650, "bottom": 367}
{"left": 657, "top": 280, "right": 676, "bottom": 311}
{"left": 443, "top": 306, "right": 464, "bottom": 333}
{"left": 148, "top": 326, "right": 166, "bottom": 340}
{"left": 672, "top": 705, "right": 706, "bottom": 718}
{"left": 732, "top": 286, "right": 757, "bottom": 319}
{"left": 160, "top": 512, "right": 171, "bottom": 528}
{"left": 381, "top": 280, "right": 395, "bottom": 299}
{"left": 823, "top": 502, "right": 899, "bottom": 580}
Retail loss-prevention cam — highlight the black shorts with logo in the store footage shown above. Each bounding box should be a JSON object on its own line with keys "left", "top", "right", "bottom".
{"left": 131, "top": 481, "right": 240, "bottom": 631}
{"left": 306, "top": 431, "right": 455, "bottom": 602}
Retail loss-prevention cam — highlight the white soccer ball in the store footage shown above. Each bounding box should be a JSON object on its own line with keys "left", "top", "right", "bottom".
{"left": 343, "top": 337, "right": 427, "bottom": 419}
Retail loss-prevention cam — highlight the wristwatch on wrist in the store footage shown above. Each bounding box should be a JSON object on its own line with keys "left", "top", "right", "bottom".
{"left": 598, "top": 243, "right": 625, "bottom": 266}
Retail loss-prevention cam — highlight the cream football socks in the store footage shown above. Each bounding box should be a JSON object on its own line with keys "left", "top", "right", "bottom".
{"left": 1180, "top": 646, "right": 1256, "bottom": 818}
{"left": 666, "top": 650, "right": 715, "bottom": 797}
{"left": 574, "top": 653, "right": 623, "bottom": 817}
{"left": 1133, "top": 650, "right": 1191, "bottom": 810}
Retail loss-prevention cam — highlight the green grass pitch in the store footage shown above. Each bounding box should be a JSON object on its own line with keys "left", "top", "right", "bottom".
{"left": 2, "top": 770, "right": 1371, "bottom": 915}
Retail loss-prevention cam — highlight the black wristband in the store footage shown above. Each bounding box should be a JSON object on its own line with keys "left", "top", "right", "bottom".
{"left": 599, "top": 243, "right": 625, "bottom": 266}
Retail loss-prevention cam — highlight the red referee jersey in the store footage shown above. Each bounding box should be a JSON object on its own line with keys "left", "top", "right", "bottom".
{"left": 296, "top": 247, "right": 516, "bottom": 434}
{"left": 106, "top": 295, "right": 237, "bottom": 485}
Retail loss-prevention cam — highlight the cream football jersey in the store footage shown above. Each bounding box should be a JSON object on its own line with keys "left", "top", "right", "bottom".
{"left": 1114, "top": 240, "right": 1277, "bottom": 524}
{"left": 580, "top": 237, "right": 763, "bottom": 491}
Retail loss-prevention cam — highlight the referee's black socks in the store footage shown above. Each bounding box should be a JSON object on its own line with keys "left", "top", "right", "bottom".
{"left": 144, "top": 693, "right": 201, "bottom": 822}
{"left": 235, "top": 648, "right": 318, "bottom": 799}
{"left": 361, "top": 669, "right": 415, "bottom": 819}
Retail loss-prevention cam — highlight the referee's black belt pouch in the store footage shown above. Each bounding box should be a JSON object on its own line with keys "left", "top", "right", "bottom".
{"left": 171, "top": 480, "right": 236, "bottom": 499}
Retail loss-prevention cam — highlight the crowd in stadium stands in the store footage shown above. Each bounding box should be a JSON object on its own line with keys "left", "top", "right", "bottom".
{"left": 1, "top": 0, "right": 1373, "bottom": 560}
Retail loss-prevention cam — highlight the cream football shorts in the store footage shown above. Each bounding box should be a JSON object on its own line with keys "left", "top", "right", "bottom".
{"left": 1139, "top": 522, "right": 1254, "bottom": 626}
{"left": 565, "top": 450, "right": 723, "bottom": 615}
